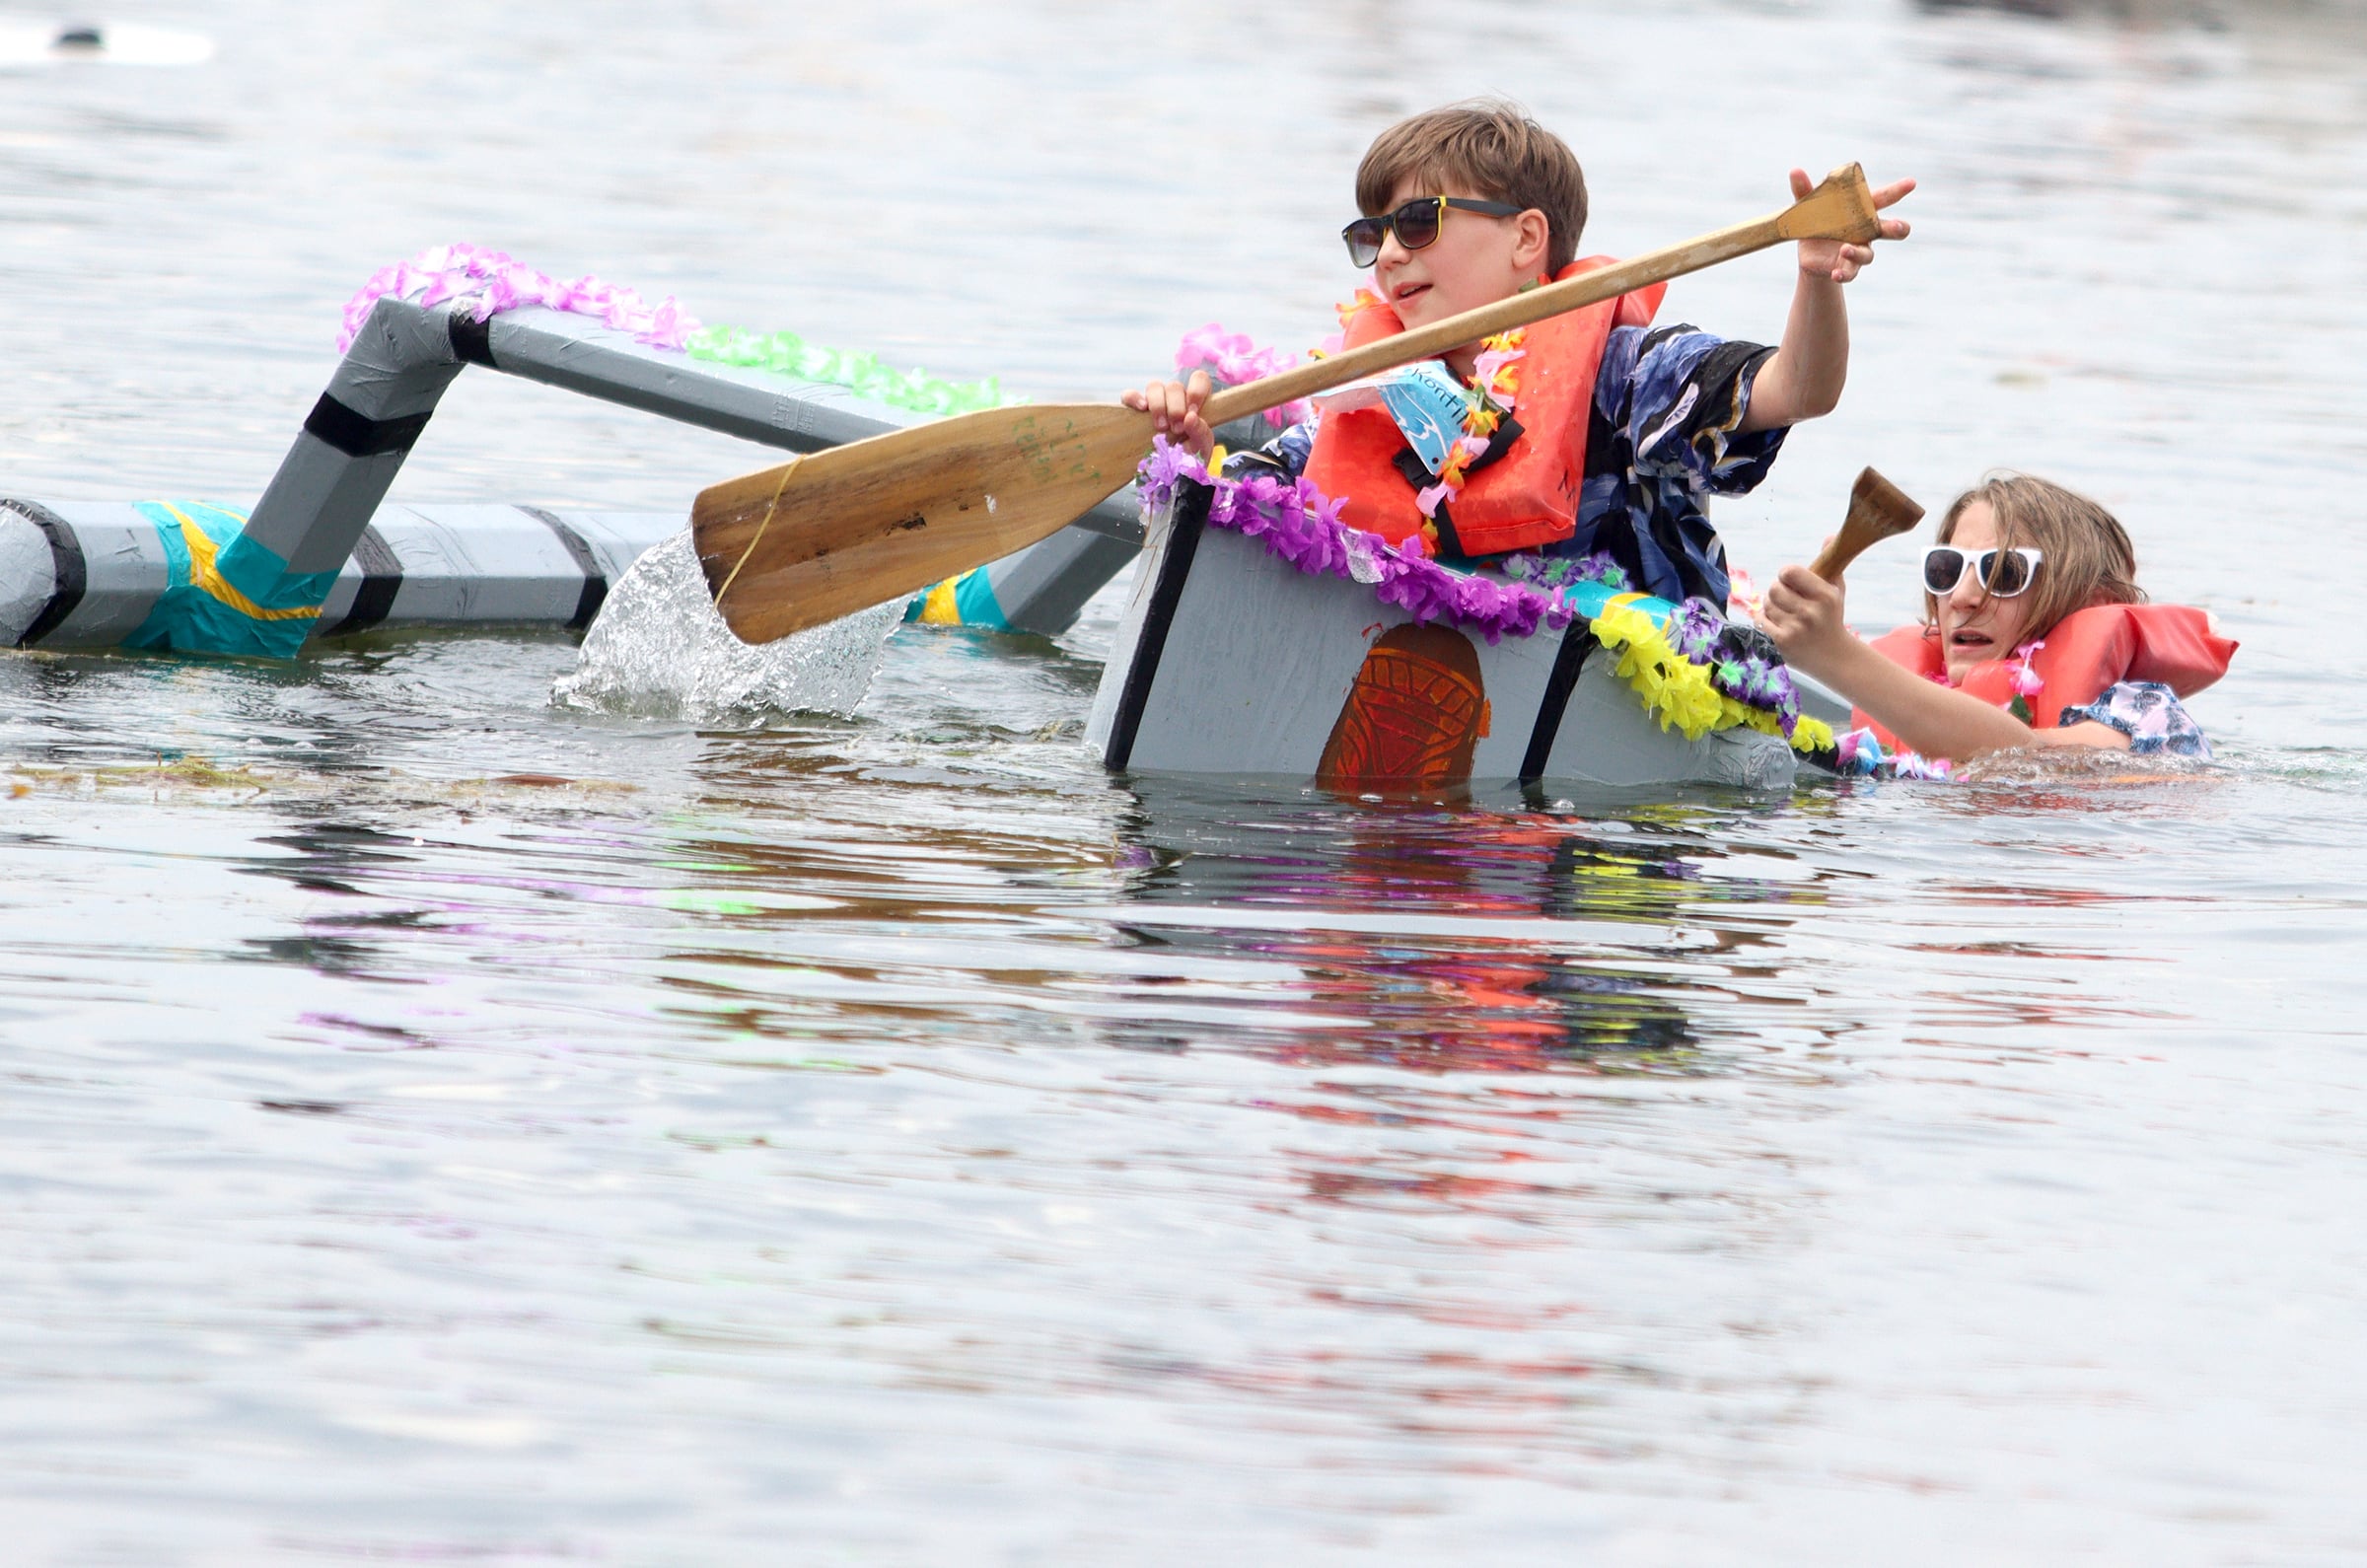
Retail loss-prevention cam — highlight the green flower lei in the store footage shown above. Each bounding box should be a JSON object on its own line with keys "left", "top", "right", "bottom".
{"left": 683, "top": 325, "right": 1016, "bottom": 417}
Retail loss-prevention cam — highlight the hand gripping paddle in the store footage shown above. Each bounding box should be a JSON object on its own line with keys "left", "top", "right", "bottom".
{"left": 694, "top": 165, "right": 1886, "bottom": 644}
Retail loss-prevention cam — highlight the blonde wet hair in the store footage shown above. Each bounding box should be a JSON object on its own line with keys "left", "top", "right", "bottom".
{"left": 1927, "top": 472, "right": 2145, "bottom": 642}
{"left": 1355, "top": 100, "right": 1589, "bottom": 275}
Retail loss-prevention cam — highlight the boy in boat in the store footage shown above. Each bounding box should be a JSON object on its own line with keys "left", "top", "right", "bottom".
{"left": 1124, "top": 100, "right": 1913, "bottom": 606}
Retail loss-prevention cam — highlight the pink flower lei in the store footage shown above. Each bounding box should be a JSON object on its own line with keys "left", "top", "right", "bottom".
{"left": 2008, "top": 639, "right": 2047, "bottom": 698}
{"left": 1173, "top": 324, "right": 1311, "bottom": 429}
{"left": 336, "top": 243, "right": 698, "bottom": 355}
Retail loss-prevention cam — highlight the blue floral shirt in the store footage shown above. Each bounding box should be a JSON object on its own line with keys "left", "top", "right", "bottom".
{"left": 2058, "top": 680, "right": 2212, "bottom": 758}
{"left": 1230, "top": 323, "right": 1783, "bottom": 606}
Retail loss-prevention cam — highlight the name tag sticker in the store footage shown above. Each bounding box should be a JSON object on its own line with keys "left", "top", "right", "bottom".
{"left": 1314, "top": 362, "right": 1469, "bottom": 476}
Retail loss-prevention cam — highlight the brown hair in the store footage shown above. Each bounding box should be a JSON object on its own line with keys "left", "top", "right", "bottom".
{"left": 1355, "top": 100, "right": 1589, "bottom": 275}
{"left": 1926, "top": 472, "right": 2146, "bottom": 640}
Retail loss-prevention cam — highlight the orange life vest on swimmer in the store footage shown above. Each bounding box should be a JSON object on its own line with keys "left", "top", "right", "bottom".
{"left": 1302, "top": 258, "right": 1664, "bottom": 557}
{"left": 1854, "top": 603, "right": 2238, "bottom": 752}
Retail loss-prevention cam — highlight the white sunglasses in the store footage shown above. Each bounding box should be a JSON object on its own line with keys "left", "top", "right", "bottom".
{"left": 1922, "top": 545, "right": 2043, "bottom": 599}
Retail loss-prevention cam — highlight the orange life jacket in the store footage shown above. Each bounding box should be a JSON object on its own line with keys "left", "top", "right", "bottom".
{"left": 1302, "top": 257, "right": 1664, "bottom": 557}
{"left": 1855, "top": 602, "right": 2238, "bottom": 751}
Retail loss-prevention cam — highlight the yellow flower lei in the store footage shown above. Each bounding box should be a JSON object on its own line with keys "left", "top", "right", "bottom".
{"left": 1590, "top": 595, "right": 1837, "bottom": 755}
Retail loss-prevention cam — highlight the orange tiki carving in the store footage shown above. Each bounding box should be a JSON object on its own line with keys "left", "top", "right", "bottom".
{"left": 1318, "top": 624, "right": 1490, "bottom": 788}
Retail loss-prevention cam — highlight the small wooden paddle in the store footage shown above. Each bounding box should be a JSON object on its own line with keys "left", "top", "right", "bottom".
{"left": 696, "top": 165, "right": 1887, "bottom": 644}
{"left": 1808, "top": 466, "right": 1923, "bottom": 582}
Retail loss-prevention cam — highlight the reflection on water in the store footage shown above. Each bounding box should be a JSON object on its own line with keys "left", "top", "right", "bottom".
{"left": 1111, "top": 782, "right": 1740, "bottom": 1070}
{"left": 3, "top": 0, "right": 2367, "bottom": 1561}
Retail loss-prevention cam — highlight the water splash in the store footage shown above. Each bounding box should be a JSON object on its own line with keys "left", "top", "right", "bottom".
{"left": 551, "top": 530, "right": 899, "bottom": 724}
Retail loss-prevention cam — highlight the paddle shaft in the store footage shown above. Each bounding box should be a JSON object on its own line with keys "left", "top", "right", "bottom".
{"left": 1199, "top": 165, "right": 1881, "bottom": 429}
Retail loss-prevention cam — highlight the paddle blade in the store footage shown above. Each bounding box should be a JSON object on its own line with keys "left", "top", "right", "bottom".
{"left": 1775, "top": 164, "right": 1884, "bottom": 246}
{"left": 1810, "top": 465, "right": 1925, "bottom": 583}
{"left": 693, "top": 402, "right": 1153, "bottom": 644}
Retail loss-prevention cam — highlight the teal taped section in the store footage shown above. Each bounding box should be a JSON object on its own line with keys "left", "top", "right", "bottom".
{"left": 122, "top": 502, "right": 338, "bottom": 659}
{"left": 952, "top": 567, "right": 1009, "bottom": 630}
{"left": 1562, "top": 579, "right": 1678, "bottom": 625}
{"left": 901, "top": 592, "right": 927, "bottom": 623}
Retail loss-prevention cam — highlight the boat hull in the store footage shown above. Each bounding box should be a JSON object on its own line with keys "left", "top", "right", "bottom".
{"left": 1087, "top": 479, "right": 1828, "bottom": 792}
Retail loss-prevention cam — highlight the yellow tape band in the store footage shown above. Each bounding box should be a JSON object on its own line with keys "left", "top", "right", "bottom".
{"left": 160, "top": 503, "right": 321, "bottom": 622}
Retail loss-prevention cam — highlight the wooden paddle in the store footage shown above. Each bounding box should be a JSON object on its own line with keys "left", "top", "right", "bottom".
{"left": 695, "top": 165, "right": 1887, "bottom": 644}
{"left": 1808, "top": 466, "right": 1924, "bottom": 582}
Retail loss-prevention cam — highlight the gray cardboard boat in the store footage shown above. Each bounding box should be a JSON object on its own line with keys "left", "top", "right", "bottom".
{"left": 1087, "top": 478, "right": 1850, "bottom": 793}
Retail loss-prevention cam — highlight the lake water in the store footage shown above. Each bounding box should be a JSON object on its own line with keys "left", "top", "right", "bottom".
{"left": 4, "top": 1, "right": 2367, "bottom": 1561}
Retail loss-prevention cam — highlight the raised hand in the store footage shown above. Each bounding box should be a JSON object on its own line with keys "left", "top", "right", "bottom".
{"left": 1792, "top": 169, "right": 1913, "bottom": 283}
{"left": 1760, "top": 563, "right": 1855, "bottom": 683}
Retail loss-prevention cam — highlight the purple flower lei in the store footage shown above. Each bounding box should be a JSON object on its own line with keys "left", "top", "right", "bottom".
{"left": 1502, "top": 549, "right": 1627, "bottom": 594}
{"left": 1139, "top": 439, "right": 1582, "bottom": 645}
{"left": 1666, "top": 595, "right": 1810, "bottom": 734}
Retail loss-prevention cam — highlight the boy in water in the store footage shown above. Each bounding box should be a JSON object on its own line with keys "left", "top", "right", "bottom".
{"left": 1124, "top": 100, "right": 1913, "bottom": 606}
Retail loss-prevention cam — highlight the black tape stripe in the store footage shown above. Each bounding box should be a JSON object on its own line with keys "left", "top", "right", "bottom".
{"left": 1518, "top": 618, "right": 1597, "bottom": 783}
{"left": 315, "top": 525, "right": 402, "bottom": 638}
{"left": 303, "top": 393, "right": 433, "bottom": 460}
{"left": 1103, "top": 479, "right": 1208, "bottom": 772}
{"left": 3, "top": 498, "right": 88, "bottom": 648}
{"left": 516, "top": 506, "right": 609, "bottom": 631}
{"left": 447, "top": 311, "right": 496, "bottom": 369}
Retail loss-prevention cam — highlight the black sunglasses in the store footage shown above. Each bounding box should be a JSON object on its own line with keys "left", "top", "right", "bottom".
{"left": 1922, "top": 545, "right": 2043, "bottom": 599}
{"left": 1341, "top": 196, "right": 1526, "bottom": 269}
